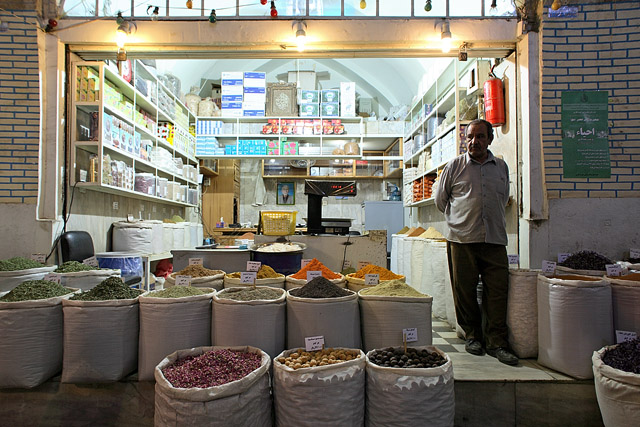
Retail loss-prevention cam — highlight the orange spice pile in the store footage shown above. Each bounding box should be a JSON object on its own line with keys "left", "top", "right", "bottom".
{"left": 351, "top": 264, "right": 403, "bottom": 281}
{"left": 291, "top": 258, "right": 341, "bottom": 280}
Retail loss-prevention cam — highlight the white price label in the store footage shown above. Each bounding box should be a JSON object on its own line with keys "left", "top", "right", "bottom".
{"left": 616, "top": 330, "right": 637, "bottom": 344}
{"left": 246, "top": 261, "right": 261, "bottom": 272}
{"left": 175, "top": 275, "right": 192, "bottom": 286}
{"left": 342, "top": 260, "right": 352, "bottom": 269}
{"left": 305, "top": 336, "right": 325, "bottom": 352}
{"left": 557, "top": 253, "right": 571, "bottom": 263}
{"left": 83, "top": 256, "right": 99, "bottom": 267}
{"left": 357, "top": 261, "right": 371, "bottom": 271}
{"left": 127, "top": 214, "right": 134, "bottom": 222}
{"left": 301, "top": 259, "right": 312, "bottom": 269}
{"left": 507, "top": 254, "right": 520, "bottom": 265}
{"left": 630, "top": 248, "right": 640, "bottom": 259}
{"left": 365, "top": 274, "right": 380, "bottom": 285}
{"left": 241, "top": 272, "right": 257, "bottom": 284}
{"left": 542, "top": 260, "right": 557, "bottom": 275}
{"left": 606, "top": 264, "right": 622, "bottom": 277}
{"left": 307, "top": 271, "right": 322, "bottom": 281}
{"left": 44, "top": 273, "right": 61, "bottom": 284}
{"left": 403, "top": 328, "right": 418, "bottom": 343}
{"left": 189, "top": 258, "right": 203, "bottom": 266}
{"left": 31, "top": 253, "right": 46, "bottom": 263}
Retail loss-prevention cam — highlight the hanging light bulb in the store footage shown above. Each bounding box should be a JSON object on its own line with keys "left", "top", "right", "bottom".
{"left": 116, "top": 24, "right": 128, "bottom": 49}
{"left": 186, "top": 0, "right": 193, "bottom": 9}
{"left": 440, "top": 20, "right": 452, "bottom": 54}
{"left": 551, "top": 0, "right": 561, "bottom": 11}
{"left": 209, "top": 9, "right": 217, "bottom": 23}
{"left": 260, "top": 0, "right": 267, "bottom": 4}
{"left": 424, "top": 0, "right": 432, "bottom": 12}
{"left": 116, "top": 12, "right": 125, "bottom": 26}
{"left": 360, "top": 0, "right": 366, "bottom": 9}
{"left": 147, "top": 6, "right": 159, "bottom": 21}
{"left": 270, "top": 1, "right": 278, "bottom": 17}
{"left": 489, "top": 0, "right": 498, "bottom": 15}
{"left": 294, "top": 21, "right": 307, "bottom": 52}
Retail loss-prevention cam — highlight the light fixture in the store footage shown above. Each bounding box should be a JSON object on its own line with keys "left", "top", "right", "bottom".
{"left": 209, "top": 9, "right": 217, "bottom": 23}
{"left": 458, "top": 42, "right": 468, "bottom": 61}
{"left": 293, "top": 21, "right": 307, "bottom": 52}
{"left": 551, "top": 0, "right": 561, "bottom": 11}
{"left": 424, "top": 0, "right": 432, "bottom": 12}
{"left": 117, "top": 48, "right": 127, "bottom": 62}
{"left": 0, "top": 20, "right": 8, "bottom": 32}
{"left": 360, "top": 0, "right": 366, "bottom": 9}
{"left": 147, "top": 6, "right": 160, "bottom": 21}
{"left": 115, "top": 12, "right": 136, "bottom": 52}
{"left": 270, "top": 1, "right": 278, "bottom": 18}
{"left": 186, "top": 0, "right": 193, "bottom": 9}
{"left": 440, "top": 20, "right": 452, "bottom": 54}
{"left": 489, "top": 0, "right": 498, "bottom": 16}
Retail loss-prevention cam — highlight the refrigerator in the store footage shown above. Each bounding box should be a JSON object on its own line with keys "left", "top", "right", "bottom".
{"left": 362, "top": 201, "right": 404, "bottom": 254}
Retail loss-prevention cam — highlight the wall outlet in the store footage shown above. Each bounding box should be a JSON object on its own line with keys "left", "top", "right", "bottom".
{"left": 203, "top": 177, "right": 211, "bottom": 186}
{"left": 112, "top": 202, "right": 118, "bottom": 210}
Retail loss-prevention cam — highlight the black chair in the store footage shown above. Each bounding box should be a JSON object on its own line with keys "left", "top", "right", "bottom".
{"left": 57, "top": 231, "right": 95, "bottom": 263}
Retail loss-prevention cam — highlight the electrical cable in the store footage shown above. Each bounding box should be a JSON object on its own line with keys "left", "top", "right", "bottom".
{"left": 341, "top": 233, "right": 351, "bottom": 272}
{"left": 45, "top": 181, "right": 79, "bottom": 262}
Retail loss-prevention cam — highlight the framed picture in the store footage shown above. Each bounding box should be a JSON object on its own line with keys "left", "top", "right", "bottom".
{"left": 266, "top": 83, "right": 298, "bottom": 116}
{"left": 277, "top": 182, "right": 295, "bottom": 205}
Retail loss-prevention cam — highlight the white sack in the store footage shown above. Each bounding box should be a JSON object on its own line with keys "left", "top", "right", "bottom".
{"left": 162, "top": 223, "right": 174, "bottom": 252}
{"left": 422, "top": 240, "right": 458, "bottom": 332}
{"left": 196, "top": 224, "right": 204, "bottom": 248}
{"left": 605, "top": 274, "right": 640, "bottom": 334}
{"left": 359, "top": 292, "right": 433, "bottom": 352}
{"left": 0, "top": 265, "right": 57, "bottom": 292}
{"left": 273, "top": 348, "right": 365, "bottom": 426}
{"left": 408, "top": 237, "right": 425, "bottom": 289}
{"left": 592, "top": 346, "right": 640, "bottom": 427}
{"left": 144, "top": 220, "right": 165, "bottom": 254}
{"left": 390, "top": 234, "right": 401, "bottom": 274}
{"left": 0, "top": 291, "right": 74, "bottom": 388}
{"left": 61, "top": 297, "right": 139, "bottom": 383}
{"left": 286, "top": 291, "right": 361, "bottom": 349}
{"left": 537, "top": 274, "right": 613, "bottom": 379}
{"left": 212, "top": 288, "right": 286, "bottom": 359}
{"left": 154, "top": 346, "right": 272, "bottom": 427}
{"left": 138, "top": 290, "right": 214, "bottom": 381}
{"left": 394, "top": 236, "right": 405, "bottom": 276}
{"left": 166, "top": 272, "right": 224, "bottom": 291}
{"left": 556, "top": 265, "right": 607, "bottom": 277}
{"left": 365, "top": 346, "right": 454, "bottom": 427}
{"left": 57, "top": 269, "right": 121, "bottom": 291}
{"left": 402, "top": 236, "right": 414, "bottom": 282}
{"left": 112, "top": 221, "right": 154, "bottom": 254}
{"left": 507, "top": 269, "right": 540, "bottom": 358}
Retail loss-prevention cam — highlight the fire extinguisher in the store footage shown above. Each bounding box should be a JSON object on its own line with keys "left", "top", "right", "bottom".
{"left": 483, "top": 65, "right": 505, "bottom": 127}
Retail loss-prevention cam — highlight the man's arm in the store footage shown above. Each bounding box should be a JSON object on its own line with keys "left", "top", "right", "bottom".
{"left": 434, "top": 164, "right": 451, "bottom": 214}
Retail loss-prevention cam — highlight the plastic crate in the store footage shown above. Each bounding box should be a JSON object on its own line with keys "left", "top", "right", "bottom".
{"left": 260, "top": 211, "right": 296, "bottom": 236}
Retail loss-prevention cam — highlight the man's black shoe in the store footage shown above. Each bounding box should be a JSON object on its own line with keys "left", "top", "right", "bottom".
{"left": 487, "top": 347, "right": 519, "bottom": 366}
{"left": 464, "top": 339, "right": 484, "bottom": 356}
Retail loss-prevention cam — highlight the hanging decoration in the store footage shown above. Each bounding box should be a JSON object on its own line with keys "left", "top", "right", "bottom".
{"left": 424, "top": 0, "right": 432, "bottom": 12}
{"left": 44, "top": 18, "right": 58, "bottom": 32}
{"left": 360, "top": 0, "right": 367, "bottom": 9}
{"left": 209, "top": 9, "right": 217, "bottom": 23}
{"left": 261, "top": 0, "right": 268, "bottom": 4}
{"left": 147, "top": 6, "right": 160, "bottom": 21}
{"left": 186, "top": 0, "right": 193, "bottom": 9}
{"left": 270, "top": 1, "right": 278, "bottom": 17}
{"left": 551, "top": 0, "right": 561, "bottom": 10}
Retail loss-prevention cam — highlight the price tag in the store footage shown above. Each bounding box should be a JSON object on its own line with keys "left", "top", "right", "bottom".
{"left": 342, "top": 260, "right": 352, "bottom": 269}
{"left": 357, "top": 261, "right": 371, "bottom": 271}
{"left": 241, "top": 272, "right": 257, "bottom": 284}
{"left": 403, "top": 328, "right": 418, "bottom": 343}
{"left": 507, "top": 254, "right": 520, "bottom": 265}
{"left": 542, "top": 260, "right": 557, "bottom": 275}
{"left": 305, "top": 336, "right": 325, "bottom": 352}
{"left": 246, "top": 261, "right": 261, "bottom": 272}
{"left": 606, "top": 264, "right": 622, "bottom": 277}
{"left": 189, "top": 258, "right": 203, "bottom": 266}
{"left": 616, "top": 330, "right": 637, "bottom": 344}
{"left": 83, "top": 256, "right": 99, "bottom": 267}
{"left": 557, "top": 253, "right": 571, "bottom": 263}
{"left": 630, "top": 248, "right": 640, "bottom": 259}
{"left": 44, "top": 273, "right": 61, "bottom": 284}
{"left": 127, "top": 213, "right": 134, "bottom": 222}
{"left": 30, "top": 253, "right": 46, "bottom": 263}
{"left": 301, "top": 259, "right": 312, "bottom": 269}
{"left": 175, "top": 275, "right": 192, "bottom": 286}
{"left": 365, "top": 274, "right": 380, "bottom": 285}
{"left": 307, "top": 271, "right": 322, "bottom": 281}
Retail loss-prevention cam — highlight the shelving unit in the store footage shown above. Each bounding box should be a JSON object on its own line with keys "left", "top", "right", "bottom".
{"left": 70, "top": 60, "right": 199, "bottom": 207}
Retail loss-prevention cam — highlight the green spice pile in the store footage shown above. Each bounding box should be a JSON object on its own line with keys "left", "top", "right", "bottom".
{"left": 55, "top": 261, "right": 100, "bottom": 273}
{"left": 360, "top": 279, "right": 427, "bottom": 297}
{"left": 0, "top": 256, "right": 45, "bottom": 272}
{"left": 218, "top": 287, "right": 282, "bottom": 301}
{"left": 0, "top": 279, "right": 70, "bottom": 302}
{"left": 289, "top": 276, "right": 351, "bottom": 299}
{"left": 151, "top": 286, "right": 209, "bottom": 298}
{"left": 162, "top": 349, "right": 261, "bottom": 389}
{"left": 71, "top": 276, "right": 142, "bottom": 301}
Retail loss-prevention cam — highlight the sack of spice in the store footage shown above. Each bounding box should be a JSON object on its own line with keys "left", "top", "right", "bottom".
{"left": 273, "top": 347, "right": 365, "bottom": 426}
{"left": 0, "top": 280, "right": 76, "bottom": 388}
{"left": 0, "top": 256, "right": 57, "bottom": 292}
{"left": 165, "top": 264, "right": 225, "bottom": 290}
{"left": 155, "top": 346, "right": 272, "bottom": 426}
{"left": 506, "top": 269, "right": 541, "bottom": 359}
{"left": 287, "top": 277, "right": 361, "bottom": 349}
{"left": 54, "top": 260, "right": 121, "bottom": 291}
{"left": 285, "top": 258, "right": 345, "bottom": 290}
{"left": 345, "top": 264, "right": 405, "bottom": 292}
{"left": 61, "top": 277, "right": 143, "bottom": 383}
{"left": 358, "top": 280, "right": 433, "bottom": 352}
{"left": 365, "top": 346, "right": 454, "bottom": 426}
{"left": 224, "top": 264, "right": 285, "bottom": 289}
{"left": 213, "top": 287, "right": 286, "bottom": 359}
{"left": 604, "top": 273, "right": 640, "bottom": 336}
{"left": 138, "top": 287, "right": 215, "bottom": 381}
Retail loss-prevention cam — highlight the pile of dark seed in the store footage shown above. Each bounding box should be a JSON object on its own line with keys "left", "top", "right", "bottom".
{"left": 289, "top": 276, "right": 351, "bottom": 298}
{"left": 368, "top": 347, "right": 447, "bottom": 369}
{"left": 559, "top": 250, "right": 612, "bottom": 271}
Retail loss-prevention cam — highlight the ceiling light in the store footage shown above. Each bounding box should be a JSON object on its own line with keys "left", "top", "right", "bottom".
{"left": 441, "top": 20, "right": 452, "bottom": 54}
{"left": 147, "top": 6, "right": 160, "bottom": 21}
{"left": 293, "top": 21, "right": 307, "bottom": 52}
{"left": 117, "top": 48, "right": 127, "bottom": 62}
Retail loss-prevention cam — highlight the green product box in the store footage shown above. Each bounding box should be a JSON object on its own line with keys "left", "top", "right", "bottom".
{"left": 300, "top": 90, "right": 319, "bottom": 104}
{"left": 299, "top": 103, "right": 319, "bottom": 117}
{"left": 321, "top": 89, "right": 340, "bottom": 103}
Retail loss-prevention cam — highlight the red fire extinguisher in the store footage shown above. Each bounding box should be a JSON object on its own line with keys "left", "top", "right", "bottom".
{"left": 483, "top": 65, "right": 505, "bottom": 127}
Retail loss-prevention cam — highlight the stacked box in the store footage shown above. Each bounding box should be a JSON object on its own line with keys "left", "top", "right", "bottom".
{"left": 340, "top": 82, "right": 356, "bottom": 117}
{"left": 243, "top": 72, "right": 266, "bottom": 116}
{"left": 197, "top": 120, "right": 224, "bottom": 135}
{"left": 76, "top": 66, "right": 100, "bottom": 102}
{"left": 157, "top": 122, "right": 174, "bottom": 144}
{"left": 299, "top": 103, "right": 320, "bottom": 117}
{"left": 235, "top": 139, "right": 267, "bottom": 155}
{"left": 441, "top": 132, "right": 457, "bottom": 162}
{"left": 196, "top": 136, "right": 219, "bottom": 156}
{"left": 221, "top": 72, "right": 244, "bottom": 117}
{"left": 321, "top": 102, "right": 340, "bottom": 117}
{"left": 266, "top": 140, "right": 280, "bottom": 155}
{"left": 300, "top": 90, "right": 319, "bottom": 104}
{"left": 281, "top": 140, "right": 299, "bottom": 155}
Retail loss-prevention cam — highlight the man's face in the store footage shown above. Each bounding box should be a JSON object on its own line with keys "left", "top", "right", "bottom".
{"left": 466, "top": 122, "right": 492, "bottom": 161}
{"left": 281, "top": 185, "right": 289, "bottom": 196}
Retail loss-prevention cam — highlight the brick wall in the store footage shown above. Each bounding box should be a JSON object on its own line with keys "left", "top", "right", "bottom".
{"left": 541, "top": 1, "right": 640, "bottom": 199}
{"left": 0, "top": 8, "right": 40, "bottom": 203}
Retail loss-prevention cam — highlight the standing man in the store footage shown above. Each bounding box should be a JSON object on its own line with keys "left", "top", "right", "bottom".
{"left": 434, "top": 119, "right": 517, "bottom": 365}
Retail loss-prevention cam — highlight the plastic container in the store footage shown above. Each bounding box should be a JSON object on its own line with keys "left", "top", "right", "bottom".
{"left": 249, "top": 242, "right": 306, "bottom": 276}
{"left": 96, "top": 252, "right": 143, "bottom": 283}
{"left": 259, "top": 211, "right": 296, "bottom": 236}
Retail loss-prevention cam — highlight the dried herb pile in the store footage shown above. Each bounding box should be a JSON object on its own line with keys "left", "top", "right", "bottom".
{"left": 55, "top": 261, "right": 100, "bottom": 273}
{"left": 0, "top": 279, "right": 70, "bottom": 302}
{"left": 151, "top": 286, "right": 209, "bottom": 298}
{"left": 70, "top": 276, "right": 142, "bottom": 301}
{"left": 0, "top": 257, "right": 45, "bottom": 272}
{"left": 217, "top": 287, "right": 282, "bottom": 301}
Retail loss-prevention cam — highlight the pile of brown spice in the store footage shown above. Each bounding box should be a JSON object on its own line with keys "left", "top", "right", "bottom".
{"left": 175, "top": 265, "right": 224, "bottom": 278}
{"left": 350, "top": 264, "right": 403, "bottom": 281}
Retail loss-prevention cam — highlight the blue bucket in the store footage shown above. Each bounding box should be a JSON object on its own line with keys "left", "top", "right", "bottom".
{"left": 249, "top": 243, "right": 306, "bottom": 276}
{"left": 96, "top": 252, "right": 143, "bottom": 282}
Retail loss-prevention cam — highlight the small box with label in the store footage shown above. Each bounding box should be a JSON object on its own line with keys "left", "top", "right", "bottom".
{"left": 321, "top": 89, "right": 340, "bottom": 103}
{"left": 243, "top": 71, "right": 266, "bottom": 88}
{"left": 300, "top": 90, "right": 320, "bottom": 104}
{"left": 299, "top": 103, "right": 319, "bottom": 117}
{"left": 280, "top": 140, "right": 299, "bottom": 155}
{"left": 321, "top": 102, "right": 340, "bottom": 117}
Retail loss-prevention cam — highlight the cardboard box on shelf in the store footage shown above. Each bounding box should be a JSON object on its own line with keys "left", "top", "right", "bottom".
{"left": 300, "top": 90, "right": 320, "bottom": 104}
{"left": 321, "top": 102, "right": 340, "bottom": 117}
{"left": 299, "top": 103, "right": 319, "bottom": 117}
{"left": 321, "top": 89, "right": 340, "bottom": 103}
{"left": 340, "top": 82, "right": 356, "bottom": 117}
